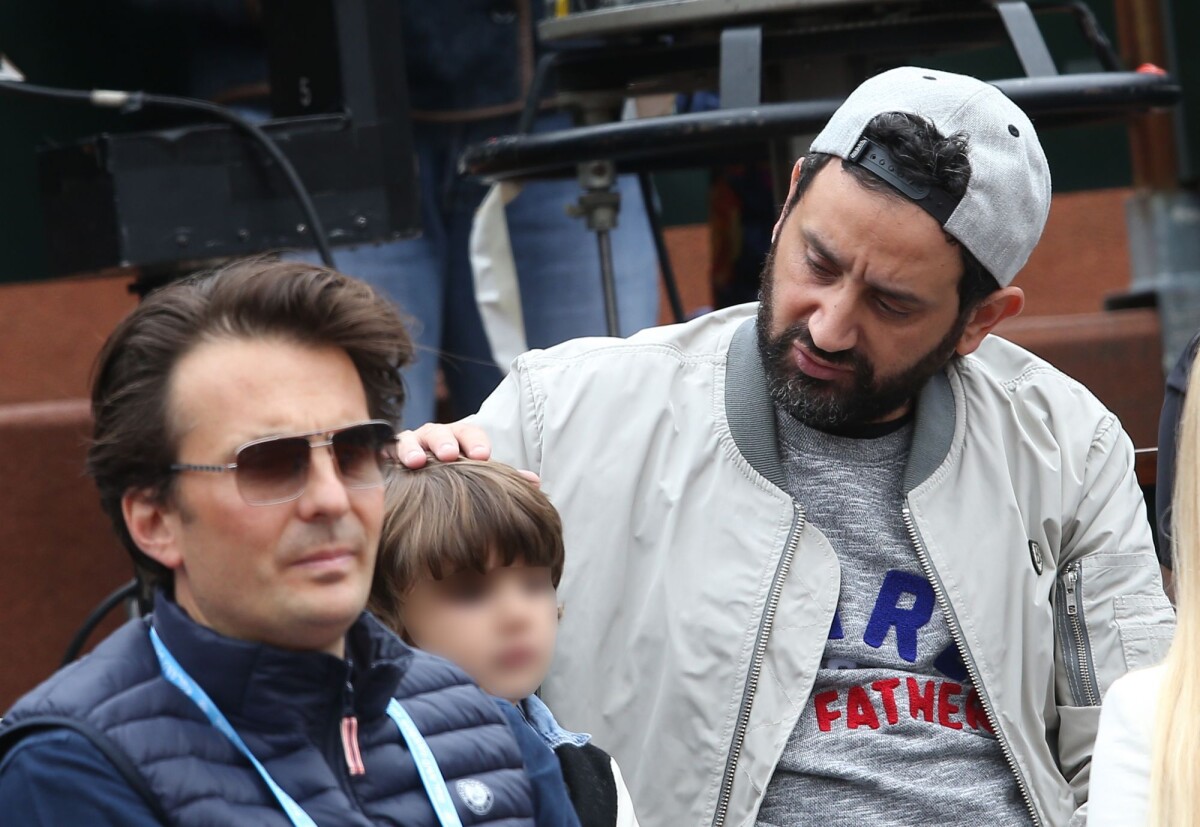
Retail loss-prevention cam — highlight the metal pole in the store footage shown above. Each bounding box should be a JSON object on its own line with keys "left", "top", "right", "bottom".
{"left": 567, "top": 159, "right": 624, "bottom": 337}
{"left": 595, "top": 228, "right": 621, "bottom": 336}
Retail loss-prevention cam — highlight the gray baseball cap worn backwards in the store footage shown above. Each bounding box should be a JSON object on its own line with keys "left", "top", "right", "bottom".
{"left": 811, "top": 66, "right": 1052, "bottom": 287}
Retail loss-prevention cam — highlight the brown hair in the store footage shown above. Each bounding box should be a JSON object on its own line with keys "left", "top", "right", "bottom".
{"left": 370, "top": 458, "right": 565, "bottom": 634}
{"left": 88, "top": 257, "right": 413, "bottom": 599}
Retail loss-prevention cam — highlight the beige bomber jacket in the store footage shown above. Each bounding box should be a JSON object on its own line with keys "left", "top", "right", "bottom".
{"left": 475, "top": 304, "right": 1175, "bottom": 827}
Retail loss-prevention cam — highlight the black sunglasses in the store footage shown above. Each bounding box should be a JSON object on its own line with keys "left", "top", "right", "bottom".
{"left": 170, "top": 420, "right": 398, "bottom": 506}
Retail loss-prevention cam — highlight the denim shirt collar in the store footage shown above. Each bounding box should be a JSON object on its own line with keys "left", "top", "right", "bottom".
{"left": 521, "top": 693, "right": 591, "bottom": 749}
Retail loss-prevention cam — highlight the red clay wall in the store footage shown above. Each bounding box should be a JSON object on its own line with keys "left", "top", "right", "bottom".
{"left": 0, "top": 276, "right": 136, "bottom": 707}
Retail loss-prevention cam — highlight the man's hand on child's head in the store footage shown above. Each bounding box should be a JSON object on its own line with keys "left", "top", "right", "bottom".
{"left": 397, "top": 420, "right": 492, "bottom": 467}
{"left": 395, "top": 420, "right": 541, "bottom": 486}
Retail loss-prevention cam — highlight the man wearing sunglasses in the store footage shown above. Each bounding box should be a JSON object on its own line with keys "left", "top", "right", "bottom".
{"left": 0, "top": 259, "right": 540, "bottom": 826}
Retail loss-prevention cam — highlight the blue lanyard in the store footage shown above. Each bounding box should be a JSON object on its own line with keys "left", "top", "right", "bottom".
{"left": 150, "top": 628, "right": 463, "bottom": 827}
{"left": 386, "top": 700, "right": 463, "bottom": 827}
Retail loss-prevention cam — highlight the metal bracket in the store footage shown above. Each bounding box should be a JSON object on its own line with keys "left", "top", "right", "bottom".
{"left": 994, "top": 1, "right": 1058, "bottom": 77}
{"left": 719, "top": 25, "right": 762, "bottom": 109}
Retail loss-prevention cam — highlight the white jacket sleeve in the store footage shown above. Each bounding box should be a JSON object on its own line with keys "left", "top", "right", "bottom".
{"left": 471, "top": 358, "right": 541, "bottom": 473}
{"left": 1088, "top": 666, "right": 1162, "bottom": 826}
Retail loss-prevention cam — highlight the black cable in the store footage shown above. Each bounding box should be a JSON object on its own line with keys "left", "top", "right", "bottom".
{"left": 1061, "top": 1, "right": 1122, "bottom": 72}
{"left": 518, "top": 52, "right": 560, "bottom": 136}
{"left": 61, "top": 578, "right": 139, "bottom": 666}
{"left": 0, "top": 80, "right": 336, "bottom": 268}
{"left": 638, "top": 171, "right": 686, "bottom": 324}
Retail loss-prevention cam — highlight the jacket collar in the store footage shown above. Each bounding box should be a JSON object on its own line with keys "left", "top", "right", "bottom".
{"left": 520, "top": 693, "right": 590, "bottom": 750}
{"left": 150, "top": 594, "right": 412, "bottom": 728}
{"left": 724, "top": 316, "right": 957, "bottom": 497}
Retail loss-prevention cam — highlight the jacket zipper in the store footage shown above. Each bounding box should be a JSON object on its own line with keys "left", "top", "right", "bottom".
{"left": 1057, "top": 561, "right": 1100, "bottom": 707}
{"left": 902, "top": 505, "right": 1042, "bottom": 827}
{"left": 341, "top": 700, "right": 366, "bottom": 776}
{"left": 328, "top": 663, "right": 368, "bottom": 809}
{"left": 711, "top": 503, "right": 804, "bottom": 827}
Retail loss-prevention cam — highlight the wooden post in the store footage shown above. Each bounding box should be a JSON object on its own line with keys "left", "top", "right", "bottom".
{"left": 1113, "top": 0, "right": 1178, "bottom": 189}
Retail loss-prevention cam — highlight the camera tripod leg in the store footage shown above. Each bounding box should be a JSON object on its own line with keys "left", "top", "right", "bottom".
{"left": 568, "top": 159, "right": 623, "bottom": 337}
{"left": 595, "top": 227, "right": 620, "bottom": 337}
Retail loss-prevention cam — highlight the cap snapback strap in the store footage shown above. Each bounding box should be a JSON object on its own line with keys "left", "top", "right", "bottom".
{"left": 848, "top": 137, "right": 961, "bottom": 226}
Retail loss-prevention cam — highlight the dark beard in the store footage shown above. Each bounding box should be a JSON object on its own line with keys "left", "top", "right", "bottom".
{"left": 755, "top": 257, "right": 967, "bottom": 432}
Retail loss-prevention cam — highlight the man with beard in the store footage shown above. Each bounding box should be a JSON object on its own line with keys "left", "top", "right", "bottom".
{"left": 397, "top": 67, "right": 1173, "bottom": 826}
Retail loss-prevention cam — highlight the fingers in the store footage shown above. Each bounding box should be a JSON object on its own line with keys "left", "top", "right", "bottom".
{"left": 453, "top": 423, "right": 493, "bottom": 461}
{"left": 395, "top": 423, "right": 457, "bottom": 466}
{"left": 395, "top": 430, "right": 431, "bottom": 468}
{"left": 517, "top": 468, "right": 542, "bottom": 489}
{"left": 395, "top": 421, "right": 493, "bottom": 468}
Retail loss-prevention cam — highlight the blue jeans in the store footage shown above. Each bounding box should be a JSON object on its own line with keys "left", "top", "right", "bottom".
{"left": 318, "top": 112, "right": 659, "bottom": 426}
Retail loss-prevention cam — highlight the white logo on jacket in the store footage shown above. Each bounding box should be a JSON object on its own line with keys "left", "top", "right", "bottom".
{"left": 455, "top": 778, "right": 494, "bottom": 815}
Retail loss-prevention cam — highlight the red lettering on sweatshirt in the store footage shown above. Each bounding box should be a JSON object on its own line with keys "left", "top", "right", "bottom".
{"left": 871, "top": 678, "right": 901, "bottom": 725}
{"left": 908, "top": 678, "right": 935, "bottom": 723}
{"left": 814, "top": 690, "right": 842, "bottom": 732}
{"left": 846, "top": 686, "right": 880, "bottom": 730}
{"left": 937, "top": 681, "right": 964, "bottom": 730}
{"left": 810, "top": 678, "right": 989, "bottom": 736}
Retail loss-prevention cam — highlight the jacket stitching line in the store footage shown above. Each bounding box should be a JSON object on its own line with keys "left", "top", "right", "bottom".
{"left": 524, "top": 364, "right": 548, "bottom": 464}
{"left": 998, "top": 362, "right": 1078, "bottom": 394}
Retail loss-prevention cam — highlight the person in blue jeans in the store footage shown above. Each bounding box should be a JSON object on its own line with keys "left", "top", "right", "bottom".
{"left": 337, "top": 111, "right": 660, "bottom": 426}
{"left": 338, "top": 0, "right": 659, "bottom": 424}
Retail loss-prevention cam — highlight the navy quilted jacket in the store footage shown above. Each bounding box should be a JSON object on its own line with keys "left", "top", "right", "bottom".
{"left": 0, "top": 596, "right": 535, "bottom": 826}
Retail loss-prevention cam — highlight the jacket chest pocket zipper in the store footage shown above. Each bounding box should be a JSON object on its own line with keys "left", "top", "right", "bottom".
{"left": 1056, "top": 560, "right": 1100, "bottom": 707}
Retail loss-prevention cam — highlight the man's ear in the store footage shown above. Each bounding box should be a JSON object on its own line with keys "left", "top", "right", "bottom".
{"left": 955, "top": 286, "right": 1025, "bottom": 357}
{"left": 771, "top": 157, "right": 805, "bottom": 245}
{"left": 122, "top": 488, "right": 184, "bottom": 570}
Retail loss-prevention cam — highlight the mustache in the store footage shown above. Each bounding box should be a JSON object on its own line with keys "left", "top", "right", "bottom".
{"left": 284, "top": 524, "right": 367, "bottom": 562}
{"left": 778, "top": 321, "right": 863, "bottom": 370}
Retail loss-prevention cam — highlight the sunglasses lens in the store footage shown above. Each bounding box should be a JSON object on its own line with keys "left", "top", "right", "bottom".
{"left": 229, "top": 422, "right": 396, "bottom": 505}
{"left": 332, "top": 423, "right": 396, "bottom": 488}
{"left": 235, "top": 437, "right": 311, "bottom": 505}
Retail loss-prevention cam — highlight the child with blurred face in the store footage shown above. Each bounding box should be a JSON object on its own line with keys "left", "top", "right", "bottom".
{"left": 371, "top": 458, "right": 639, "bottom": 827}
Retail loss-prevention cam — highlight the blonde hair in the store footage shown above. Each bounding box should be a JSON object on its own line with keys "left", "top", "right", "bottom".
{"left": 369, "top": 458, "right": 565, "bottom": 635}
{"left": 1150, "top": 355, "right": 1200, "bottom": 825}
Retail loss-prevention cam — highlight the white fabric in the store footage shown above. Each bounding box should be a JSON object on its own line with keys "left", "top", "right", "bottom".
{"left": 611, "top": 757, "right": 640, "bottom": 827}
{"left": 469, "top": 181, "right": 528, "bottom": 374}
{"left": 0, "top": 55, "right": 25, "bottom": 81}
{"left": 1089, "top": 664, "right": 1165, "bottom": 826}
